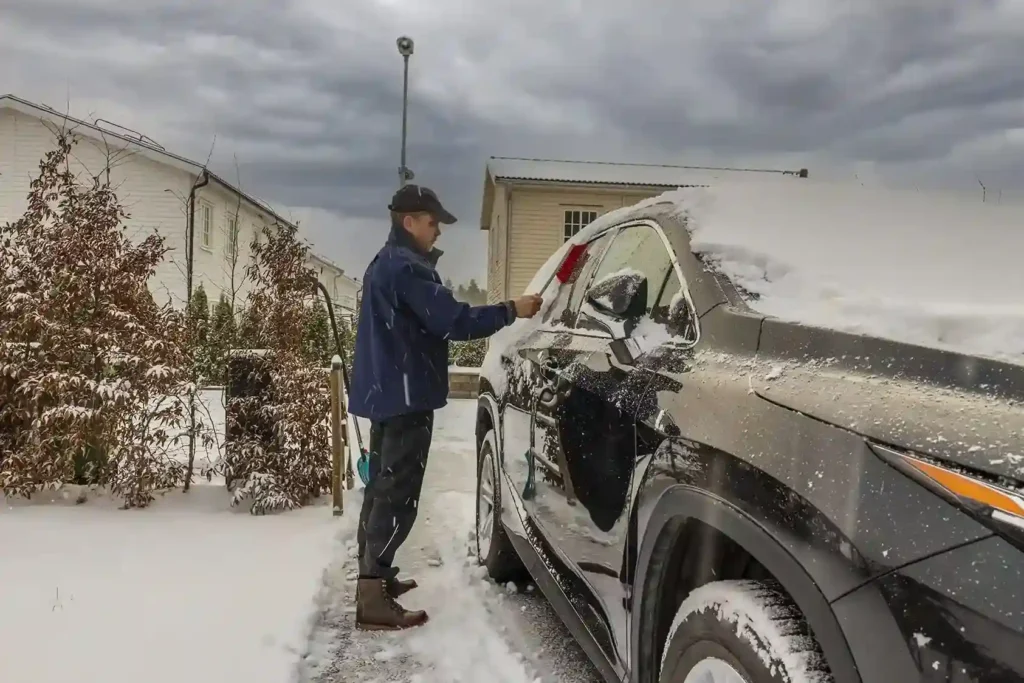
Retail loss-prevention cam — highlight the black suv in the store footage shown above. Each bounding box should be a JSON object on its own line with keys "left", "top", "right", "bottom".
{"left": 473, "top": 199, "right": 1024, "bottom": 683}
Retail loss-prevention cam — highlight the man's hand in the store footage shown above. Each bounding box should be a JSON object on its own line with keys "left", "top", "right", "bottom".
{"left": 511, "top": 294, "right": 543, "bottom": 319}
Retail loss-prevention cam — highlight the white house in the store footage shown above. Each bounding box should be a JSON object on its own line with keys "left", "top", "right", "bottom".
{"left": 0, "top": 93, "right": 349, "bottom": 310}
{"left": 307, "top": 252, "right": 361, "bottom": 320}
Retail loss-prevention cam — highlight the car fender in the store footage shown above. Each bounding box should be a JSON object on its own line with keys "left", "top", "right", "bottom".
{"left": 630, "top": 483, "right": 861, "bottom": 683}
{"left": 475, "top": 391, "right": 502, "bottom": 461}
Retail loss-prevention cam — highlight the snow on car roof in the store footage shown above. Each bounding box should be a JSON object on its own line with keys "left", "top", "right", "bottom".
{"left": 657, "top": 178, "right": 1024, "bottom": 363}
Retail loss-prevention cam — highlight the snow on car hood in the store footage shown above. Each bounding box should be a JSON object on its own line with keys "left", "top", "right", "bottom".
{"left": 656, "top": 178, "right": 1024, "bottom": 364}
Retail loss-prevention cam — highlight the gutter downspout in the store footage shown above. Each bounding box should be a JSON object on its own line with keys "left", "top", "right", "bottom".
{"left": 186, "top": 169, "right": 211, "bottom": 303}
{"left": 182, "top": 168, "right": 209, "bottom": 495}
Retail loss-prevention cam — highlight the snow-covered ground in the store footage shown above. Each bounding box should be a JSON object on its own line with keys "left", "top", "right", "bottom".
{"left": 0, "top": 396, "right": 598, "bottom": 683}
{"left": 302, "top": 401, "right": 600, "bottom": 683}
{"left": 0, "top": 481, "right": 339, "bottom": 683}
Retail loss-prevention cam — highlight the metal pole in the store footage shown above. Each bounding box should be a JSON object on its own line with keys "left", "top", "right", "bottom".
{"left": 313, "top": 280, "right": 358, "bottom": 485}
{"left": 400, "top": 54, "right": 410, "bottom": 187}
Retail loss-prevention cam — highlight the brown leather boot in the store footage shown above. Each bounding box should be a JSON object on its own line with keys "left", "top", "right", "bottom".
{"left": 356, "top": 578, "right": 428, "bottom": 631}
{"left": 387, "top": 577, "right": 418, "bottom": 598}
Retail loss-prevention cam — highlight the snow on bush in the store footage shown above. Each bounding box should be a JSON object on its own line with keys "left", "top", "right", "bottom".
{"left": 451, "top": 337, "right": 487, "bottom": 368}
{"left": 0, "top": 132, "right": 189, "bottom": 507}
{"left": 221, "top": 222, "right": 332, "bottom": 514}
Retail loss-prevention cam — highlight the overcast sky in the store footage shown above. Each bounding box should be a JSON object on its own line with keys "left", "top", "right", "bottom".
{"left": 3, "top": 0, "right": 1023, "bottom": 285}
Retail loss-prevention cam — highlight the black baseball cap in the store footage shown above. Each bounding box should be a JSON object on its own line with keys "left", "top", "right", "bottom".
{"left": 388, "top": 184, "right": 457, "bottom": 224}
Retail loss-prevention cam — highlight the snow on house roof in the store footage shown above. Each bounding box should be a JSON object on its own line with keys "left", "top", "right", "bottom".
{"left": 487, "top": 156, "right": 807, "bottom": 186}
{"left": 479, "top": 156, "right": 808, "bottom": 229}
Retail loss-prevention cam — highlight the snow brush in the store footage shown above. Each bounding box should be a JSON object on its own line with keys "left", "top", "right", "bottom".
{"left": 314, "top": 282, "right": 372, "bottom": 487}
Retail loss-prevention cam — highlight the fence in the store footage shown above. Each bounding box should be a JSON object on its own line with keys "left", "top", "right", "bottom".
{"left": 448, "top": 367, "right": 480, "bottom": 399}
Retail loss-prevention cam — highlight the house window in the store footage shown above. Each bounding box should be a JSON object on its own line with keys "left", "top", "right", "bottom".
{"left": 200, "top": 204, "right": 213, "bottom": 249}
{"left": 225, "top": 214, "right": 238, "bottom": 257}
{"left": 563, "top": 209, "right": 599, "bottom": 241}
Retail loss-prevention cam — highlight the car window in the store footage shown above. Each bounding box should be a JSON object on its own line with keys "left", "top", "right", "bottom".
{"left": 651, "top": 268, "right": 680, "bottom": 325}
{"left": 650, "top": 268, "right": 695, "bottom": 339}
{"left": 584, "top": 224, "right": 674, "bottom": 316}
{"left": 540, "top": 231, "right": 613, "bottom": 328}
{"left": 563, "top": 232, "right": 613, "bottom": 325}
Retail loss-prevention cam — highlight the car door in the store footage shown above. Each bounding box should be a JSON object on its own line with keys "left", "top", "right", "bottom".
{"left": 501, "top": 229, "right": 614, "bottom": 517}
{"left": 525, "top": 221, "right": 691, "bottom": 669}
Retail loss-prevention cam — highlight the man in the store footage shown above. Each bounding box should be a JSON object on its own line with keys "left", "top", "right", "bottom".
{"left": 348, "top": 183, "right": 543, "bottom": 631}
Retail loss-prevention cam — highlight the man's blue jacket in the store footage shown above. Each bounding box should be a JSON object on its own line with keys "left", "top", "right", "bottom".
{"left": 347, "top": 224, "right": 515, "bottom": 422}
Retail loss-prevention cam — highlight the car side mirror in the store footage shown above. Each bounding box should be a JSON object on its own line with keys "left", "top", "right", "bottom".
{"left": 584, "top": 271, "right": 647, "bottom": 320}
{"left": 579, "top": 271, "right": 648, "bottom": 341}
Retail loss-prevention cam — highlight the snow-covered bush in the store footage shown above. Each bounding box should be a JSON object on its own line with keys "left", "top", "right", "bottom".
{"left": 221, "top": 222, "right": 331, "bottom": 514}
{"left": 302, "top": 301, "right": 334, "bottom": 368}
{"left": 451, "top": 338, "right": 486, "bottom": 368}
{"left": 207, "top": 293, "right": 237, "bottom": 385}
{"left": 187, "top": 284, "right": 213, "bottom": 383}
{"left": 0, "top": 132, "right": 188, "bottom": 507}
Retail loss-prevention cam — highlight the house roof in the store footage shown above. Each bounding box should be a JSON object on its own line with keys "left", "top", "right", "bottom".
{"left": 0, "top": 93, "right": 344, "bottom": 268}
{"left": 307, "top": 251, "right": 360, "bottom": 284}
{"left": 480, "top": 156, "right": 809, "bottom": 229}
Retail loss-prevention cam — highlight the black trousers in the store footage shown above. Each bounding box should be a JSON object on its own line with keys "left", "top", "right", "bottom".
{"left": 357, "top": 410, "right": 434, "bottom": 579}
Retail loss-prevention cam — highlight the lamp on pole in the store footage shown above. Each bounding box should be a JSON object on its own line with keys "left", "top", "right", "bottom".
{"left": 396, "top": 35, "right": 415, "bottom": 187}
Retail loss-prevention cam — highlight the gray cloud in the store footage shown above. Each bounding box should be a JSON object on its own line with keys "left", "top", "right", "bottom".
{"left": 3, "top": 0, "right": 1023, "bottom": 284}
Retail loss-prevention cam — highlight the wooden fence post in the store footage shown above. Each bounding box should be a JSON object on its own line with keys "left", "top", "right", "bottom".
{"left": 329, "top": 356, "right": 345, "bottom": 516}
{"left": 339, "top": 366, "right": 356, "bottom": 491}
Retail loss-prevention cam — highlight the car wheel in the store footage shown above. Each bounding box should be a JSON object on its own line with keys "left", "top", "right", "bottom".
{"left": 475, "top": 428, "right": 525, "bottom": 582}
{"left": 659, "top": 580, "right": 831, "bottom": 683}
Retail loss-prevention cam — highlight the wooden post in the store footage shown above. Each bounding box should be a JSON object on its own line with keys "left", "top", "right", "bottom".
{"left": 339, "top": 372, "right": 356, "bottom": 491}
{"left": 329, "top": 356, "right": 344, "bottom": 516}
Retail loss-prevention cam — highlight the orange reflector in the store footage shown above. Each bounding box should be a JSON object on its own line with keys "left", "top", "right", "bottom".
{"left": 906, "top": 457, "right": 1024, "bottom": 519}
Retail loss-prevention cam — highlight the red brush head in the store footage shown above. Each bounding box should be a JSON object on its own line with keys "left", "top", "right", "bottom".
{"left": 555, "top": 242, "right": 588, "bottom": 284}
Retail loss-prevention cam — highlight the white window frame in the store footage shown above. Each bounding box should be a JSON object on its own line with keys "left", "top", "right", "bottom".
{"left": 563, "top": 208, "right": 600, "bottom": 242}
{"left": 199, "top": 202, "right": 213, "bottom": 250}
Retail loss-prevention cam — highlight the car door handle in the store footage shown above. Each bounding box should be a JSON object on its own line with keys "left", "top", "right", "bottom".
{"left": 539, "top": 358, "right": 560, "bottom": 381}
{"left": 534, "top": 361, "right": 571, "bottom": 410}
{"left": 537, "top": 386, "right": 570, "bottom": 410}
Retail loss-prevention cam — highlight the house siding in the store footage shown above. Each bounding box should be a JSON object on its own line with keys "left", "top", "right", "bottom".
{"left": 0, "top": 108, "right": 195, "bottom": 306}
{"left": 486, "top": 183, "right": 508, "bottom": 303}
{"left": 0, "top": 107, "right": 342, "bottom": 311}
{"left": 308, "top": 257, "right": 360, "bottom": 317}
{"left": 191, "top": 182, "right": 282, "bottom": 309}
{"left": 504, "top": 185, "right": 660, "bottom": 298}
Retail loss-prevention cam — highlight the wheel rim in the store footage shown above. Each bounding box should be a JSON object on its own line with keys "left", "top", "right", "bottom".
{"left": 681, "top": 657, "right": 746, "bottom": 683}
{"left": 477, "top": 449, "right": 495, "bottom": 562}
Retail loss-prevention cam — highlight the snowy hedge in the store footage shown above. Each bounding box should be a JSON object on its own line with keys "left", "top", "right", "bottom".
{"left": 0, "top": 131, "right": 333, "bottom": 514}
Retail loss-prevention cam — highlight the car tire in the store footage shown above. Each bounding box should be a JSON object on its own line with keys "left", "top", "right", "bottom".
{"left": 659, "top": 580, "right": 832, "bottom": 683}
{"left": 475, "top": 428, "right": 525, "bottom": 582}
